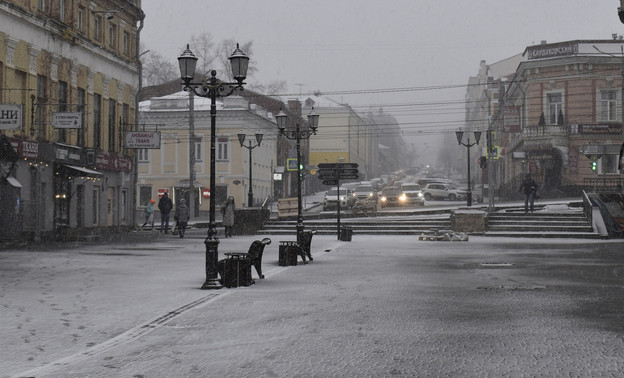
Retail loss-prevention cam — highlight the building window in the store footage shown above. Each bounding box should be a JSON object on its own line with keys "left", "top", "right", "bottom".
{"left": 38, "top": 0, "right": 45, "bottom": 12}
{"left": 36, "top": 75, "right": 47, "bottom": 139}
{"left": 94, "top": 15, "right": 102, "bottom": 42}
{"left": 546, "top": 92, "right": 563, "bottom": 125}
{"left": 123, "top": 32, "right": 129, "bottom": 55}
{"left": 78, "top": 7, "right": 85, "bottom": 32}
{"left": 58, "top": 81, "right": 68, "bottom": 143}
{"left": 93, "top": 93, "right": 101, "bottom": 148}
{"left": 108, "top": 23, "right": 117, "bottom": 49}
{"left": 77, "top": 88, "right": 85, "bottom": 146}
{"left": 138, "top": 148, "right": 149, "bottom": 162}
{"left": 217, "top": 137, "right": 229, "bottom": 161}
{"left": 139, "top": 186, "right": 152, "bottom": 207}
{"left": 92, "top": 189, "right": 99, "bottom": 225}
{"left": 59, "top": 0, "right": 65, "bottom": 21}
{"left": 599, "top": 90, "right": 617, "bottom": 122}
{"left": 108, "top": 99, "right": 116, "bottom": 152}
{"left": 194, "top": 137, "right": 203, "bottom": 161}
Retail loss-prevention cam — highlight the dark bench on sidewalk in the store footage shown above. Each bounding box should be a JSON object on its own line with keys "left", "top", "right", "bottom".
{"left": 278, "top": 230, "right": 316, "bottom": 266}
{"left": 218, "top": 238, "right": 271, "bottom": 288}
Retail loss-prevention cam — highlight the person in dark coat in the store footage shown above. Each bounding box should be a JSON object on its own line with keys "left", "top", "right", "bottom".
{"left": 221, "top": 196, "right": 235, "bottom": 237}
{"left": 158, "top": 192, "right": 173, "bottom": 233}
{"left": 174, "top": 198, "right": 190, "bottom": 238}
{"left": 519, "top": 173, "right": 538, "bottom": 213}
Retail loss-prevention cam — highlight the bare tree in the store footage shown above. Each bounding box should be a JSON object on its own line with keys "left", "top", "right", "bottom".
{"left": 141, "top": 51, "right": 177, "bottom": 86}
{"left": 217, "top": 39, "right": 256, "bottom": 82}
{"left": 249, "top": 80, "right": 288, "bottom": 96}
{"left": 189, "top": 32, "right": 217, "bottom": 76}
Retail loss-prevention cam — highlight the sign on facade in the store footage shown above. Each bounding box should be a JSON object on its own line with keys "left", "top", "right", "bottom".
{"left": 125, "top": 131, "right": 161, "bottom": 149}
{"left": 52, "top": 112, "right": 82, "bottom": 129}
{"left": 0, "top": 104, "right": 22, "bottom": 130}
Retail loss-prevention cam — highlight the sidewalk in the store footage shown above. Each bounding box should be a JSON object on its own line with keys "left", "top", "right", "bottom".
{"left": 2, "top": 234, "right": 624, "bottom": 377}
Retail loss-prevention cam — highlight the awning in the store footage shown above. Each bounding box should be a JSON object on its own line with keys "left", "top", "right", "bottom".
{"left": 6, "top": 176, "right": 22, "bottom": 188}
{"left": 64, "top": 164, "right": 103, "bottom": 178}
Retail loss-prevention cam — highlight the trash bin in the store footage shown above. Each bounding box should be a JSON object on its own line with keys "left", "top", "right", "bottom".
{"left": 219, "top": 252, "right": 253, "bottom": 288}
{"left": 340, "top": 226, "right": 353, "bottom": 241}
{"left": 278, "top": 241, "right": 299, "bottom": 266}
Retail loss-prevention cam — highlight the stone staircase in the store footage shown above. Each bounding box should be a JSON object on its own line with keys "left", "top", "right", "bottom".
{"left": 258, "top": 205, "right": 601, "bottom": 239}
{"left": 484, "top": 209, "right": 599, "bottom": 238}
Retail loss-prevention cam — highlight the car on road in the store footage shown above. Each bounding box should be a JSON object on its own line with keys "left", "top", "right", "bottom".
{"left": 400, "top": 183, "right": 425, "bottom": 206}
{"left": 422, "top": 183, "right": 467, "bottom": 201}
{"left": 379, "top": 186, "right": 407, "bottom": 208}
{"left": 323, "top": 187, "right": 356, "bottom": 211}
{"left": 354, "top": 184, "right": 378, "bottom": 201}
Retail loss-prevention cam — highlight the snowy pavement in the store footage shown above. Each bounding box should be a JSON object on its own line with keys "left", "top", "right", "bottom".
{"left": 2, "top": 234, "right": 624, "bottom": 377}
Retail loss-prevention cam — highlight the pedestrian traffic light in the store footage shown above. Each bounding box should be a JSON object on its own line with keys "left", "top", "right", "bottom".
{"left": 479, "top": 156, "right": 487, "bottom": 169}
{"left": 591, "top": 161, "right": 597, "bottom": 171}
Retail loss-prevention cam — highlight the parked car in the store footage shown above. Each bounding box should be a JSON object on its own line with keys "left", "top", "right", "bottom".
{"left": 400, "top": 183, "right": 425, "bottom": 206}
{"left": 354, "top": 184, "right": 378, "bottom": 201}
{"left": 422, "top": 183, "right": 467, "bottom": 201}
{"left": 379, "top": 186, "right": 407, "bottom": 208}
{"left": 323, "top": 187, "right": 357, "bottom": 211}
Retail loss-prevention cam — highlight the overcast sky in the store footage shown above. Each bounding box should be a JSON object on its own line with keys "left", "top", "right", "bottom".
{"left": 140, "top": 0, "right": 624, "bottom": 163}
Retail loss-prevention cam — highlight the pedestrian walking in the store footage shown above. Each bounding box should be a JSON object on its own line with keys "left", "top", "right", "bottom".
{"left": 141, "top": 199, "right": 155, "bottom": 231}
{"left": 158, "top": 192, "right": 173, "bottom": 233}
{"left": 221, "top": 196, "right": 235, "bottom": 237}
{"left": 519, "top": 173, "right": 538, "bottom": 213}
{"left": 174, "top": 198, "right": 190, "bottom": 238}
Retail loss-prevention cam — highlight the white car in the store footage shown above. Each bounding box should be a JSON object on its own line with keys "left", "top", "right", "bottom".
{"left": 400, "top": 183, "right": 425, "bottom": 206}
{"left": 323, "top": 188, "right": 356, "bottom": 210}
{"left": 422, "top": 183, "right": 467, "bottom": 201}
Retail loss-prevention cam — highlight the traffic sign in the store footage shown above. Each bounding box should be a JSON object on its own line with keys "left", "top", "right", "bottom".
{"left": 286, "top": 158, "right": 299, "bottom": 171}
{"left": 338, "top": 168, "right": 359, "bottom": 175}
{"left": 322, "top": 180, "right": 338, "bottom": 186}
{"left": 339, "top": 174, "right": 359, "bottom": 180}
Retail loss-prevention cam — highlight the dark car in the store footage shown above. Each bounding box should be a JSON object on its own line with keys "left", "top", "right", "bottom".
{"left": 379, "top": 186, "right": 406, "bottom": 208}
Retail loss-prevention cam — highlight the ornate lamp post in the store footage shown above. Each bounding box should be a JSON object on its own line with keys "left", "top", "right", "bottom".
{"left": 237, "top": 132, "right": 263, "bottom": 207}
{"left": 274, "top": 108, "right": 319, "bottom": 238}
{"left": 455, "top": 129, "right": 482, "bottom": 207}
{"left": 178, "top": 43, "right": 250, "bottom": 290}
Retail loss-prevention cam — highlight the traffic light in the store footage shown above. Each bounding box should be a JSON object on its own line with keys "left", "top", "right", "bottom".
{"left": 479, "top": 156, "right": 487, "bottom": 169}
{"left": 591, "top": 161, "right": 597, "bottom": 171}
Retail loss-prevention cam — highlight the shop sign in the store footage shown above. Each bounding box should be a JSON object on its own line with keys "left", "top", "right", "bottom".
{"left": 578, "top": 124, "right": 622, "bottom": 135}
{"left": 125, "top": 131, "right": 161, "bottom": 148}
{"left": 95, "top": 152, "right": 132, "bottom": 172}
{"left": 0, "top": 104, "right": 22, "bottom": 130}
{"left": 52, "top": 112, "right": 82, "bottom": 129}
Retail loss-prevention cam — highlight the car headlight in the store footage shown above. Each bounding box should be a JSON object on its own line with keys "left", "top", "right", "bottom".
{"left": 381, "top": 196, "right": 387, "bottom": 202}
{"left": 399, "top": 194, "right": 407, "bottom": 202}
{"left": 418, "top": 192, "right": 424, "bottom": 198}
{"left": 368, "top": 192, "right": 374, "bottom": 197}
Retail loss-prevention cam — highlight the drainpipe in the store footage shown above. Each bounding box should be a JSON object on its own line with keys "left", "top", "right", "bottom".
{"left": 132, "top": 10, "right": 145, "bottom": 228}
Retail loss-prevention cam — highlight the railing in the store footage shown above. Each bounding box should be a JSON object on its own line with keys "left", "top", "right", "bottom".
{"left": 583, "top": 176, "right": 623, "bottom": 193}
{"left": 524, "top": 124, "right": 569, "bottom": 138}
{"left": 582, "top": 190, "right": 593, "bottom": 227}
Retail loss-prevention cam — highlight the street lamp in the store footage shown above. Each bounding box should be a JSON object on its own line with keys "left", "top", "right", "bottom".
{"left": 274, "top": 108, "right": 319, "bottom": 238}
{"left": 455, "top": 129, "right": 482, "bottom": 207}
{"left": 178, "top": 43, "right": 249, "bottom": 290}
{"left": 237, "top": 132, "right": 263, "bottom": 207}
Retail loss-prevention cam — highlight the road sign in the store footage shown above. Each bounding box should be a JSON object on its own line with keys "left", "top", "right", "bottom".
{"left": 318, "top": 174, "right": 338, "bottom": 180}
{"left": 286, "top": 158, "right": 299, "bottom": 171}
{"left": 322, "top": 180, "right": 338, "bottom": 186}
{"left": 338, "top": 168, "right": 359, "bottom": 175}
{"left": 339, "top": 174, "right": 359, "bottom": 180}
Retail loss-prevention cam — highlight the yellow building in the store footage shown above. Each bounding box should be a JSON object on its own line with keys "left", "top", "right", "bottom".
{"left": 137, "top": 92, "right": 278, "bottom": 217}
{"left": 0, "top": 0, "right": 144, "bottom": 241}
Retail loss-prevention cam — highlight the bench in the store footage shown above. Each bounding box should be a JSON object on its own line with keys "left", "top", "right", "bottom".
{"left": 218, "top": 238, "right": 271, "bottom": 287}
{"left": 278, "top": 230, "right": 316, "bottom": 266}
